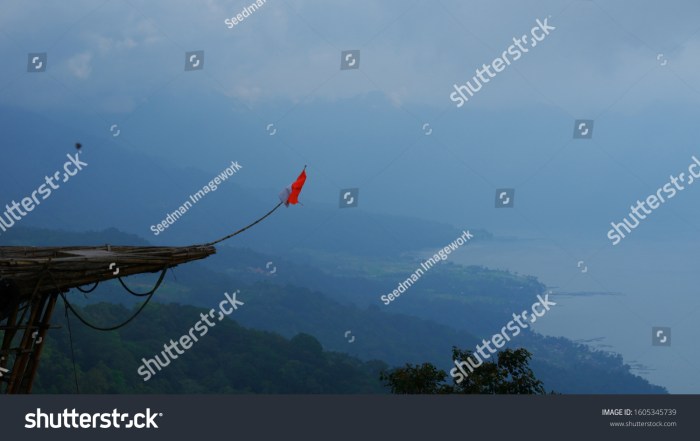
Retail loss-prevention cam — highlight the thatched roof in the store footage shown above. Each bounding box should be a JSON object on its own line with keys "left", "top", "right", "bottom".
{"left": 0, "top": 245, "right": 215, "bottom": 319}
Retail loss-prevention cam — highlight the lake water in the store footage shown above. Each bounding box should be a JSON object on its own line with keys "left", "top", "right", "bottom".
{"left": 449, "top": 236, "right": 700, "bottom": 394}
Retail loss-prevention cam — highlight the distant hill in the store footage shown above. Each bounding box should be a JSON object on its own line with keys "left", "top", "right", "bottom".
{"left": 0, "top": 105, "right": 486, "bottom": 258}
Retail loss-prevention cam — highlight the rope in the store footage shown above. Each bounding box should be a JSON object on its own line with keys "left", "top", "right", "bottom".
{"left": 60, "top": 291, "right": 156, "bottom": 332}
{"left": 203, "top": 201, "right": 283, "bottom": 247}
{"left": 63, "top": 298, "right": 80, "bottom": 394}
{"left": 45, "top": 268, "right": 161, "bottom": 332}
{"left": 118, "top": 268, "right": 167, "bottom": 297}
{"left": 76, "top": 282, "right": 99, "bottom": 294}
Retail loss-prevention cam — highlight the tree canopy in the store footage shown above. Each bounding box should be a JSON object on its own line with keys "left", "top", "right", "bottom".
{"left": 381, "top": 347, "right": 547, "bottom": 394}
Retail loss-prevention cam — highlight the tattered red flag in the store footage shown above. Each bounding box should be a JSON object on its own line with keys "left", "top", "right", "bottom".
{"left": 279, "top": 166, "right": 307, "bottom": 207}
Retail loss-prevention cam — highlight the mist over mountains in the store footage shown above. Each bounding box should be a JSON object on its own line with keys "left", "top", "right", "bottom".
{"left": 3, "top": 88, "right": 699, "bottom": 251}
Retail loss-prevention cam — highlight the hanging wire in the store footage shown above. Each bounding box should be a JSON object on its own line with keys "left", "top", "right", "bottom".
{"left": 59, "top": 290, "right": 156, "bottom": 332}
{"left": 203, "top": 201, "right": 283, "bottom": 247}
{"left": 46, "top": 268, "right": 161, "bottom": 332}
{"left": 118, "top": 268, "right": 167, "bottom": 297}
{"left": 63, "top": 297, "right": 80, "bottom": 394}
{"left": 76, "top": 282, "right": 99, "bottom": 294}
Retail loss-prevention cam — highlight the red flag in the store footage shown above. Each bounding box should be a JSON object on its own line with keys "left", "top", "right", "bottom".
{"left": 288, "top": 169, "right": 306, "bottom": 204}
{"left": 279, "top": 167, "right": 307, "bottom": 206}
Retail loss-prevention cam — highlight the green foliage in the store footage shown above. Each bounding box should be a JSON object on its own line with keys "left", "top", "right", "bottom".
{"left": 451, "top": 347, "right": 545, "bottom": 394}
{"left": 381, "top": 347, "right": 546, "bottom": 394}
{"left": 380, "top": 363, "right": 452, "bottom": 394}
{"left": 33, "top": 302, "right": 387, "bottom": 394}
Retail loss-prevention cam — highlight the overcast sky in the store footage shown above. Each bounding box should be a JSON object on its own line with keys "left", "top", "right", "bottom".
{"left": 2, "top": 0, "right": 700, "bottom": 237}
{"left": 1, "top": 0, "right": 700, "bottom": 115}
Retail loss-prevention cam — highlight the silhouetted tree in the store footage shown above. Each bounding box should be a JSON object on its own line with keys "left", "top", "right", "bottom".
{"left": 451, "top": 347, "right": 545, "bottom": 394}
{"left": 380, "top": 362, "right": 452, "bottom": 394}
{"left": 381, "top": 347, "right": 546, "bottom": 394}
